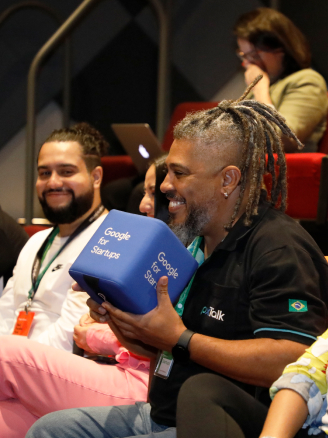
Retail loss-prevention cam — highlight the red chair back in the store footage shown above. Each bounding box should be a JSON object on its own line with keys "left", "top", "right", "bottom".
{"left": 318, "top": 92, "right": 328, "bottom": 153}
{"left": 318, "top": 118, "right": 328, "bottom": 154}
{"left": 101, "top": 156, "right": 138, "bottom": 186}
{"left": 24, "top": 225, "right": 50, "bottom": 238}
{"left": 263, "top": 153, "right": 325, "bottom": 219}
{"left": 278, "top": 97, "right": 328, "bottom": 219}
{"left": 161, "top": 102, "right": 219, "bottom": 151}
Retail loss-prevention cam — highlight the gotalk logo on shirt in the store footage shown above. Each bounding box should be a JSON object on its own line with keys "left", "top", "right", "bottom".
{"left": 200, "top": 306, "right": 225, "bottom": 321}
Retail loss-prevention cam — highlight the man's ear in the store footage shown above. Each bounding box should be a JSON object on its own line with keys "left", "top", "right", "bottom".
{"left": 221, "top": 166, "right": 241, "bottom": 196}
{"left": 91, "top": 166, "right": 103, "bottom": 189}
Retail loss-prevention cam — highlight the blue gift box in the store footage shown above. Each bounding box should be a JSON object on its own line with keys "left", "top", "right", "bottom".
{"left": 69, "top": 210, "right": 198, "bottom": 314}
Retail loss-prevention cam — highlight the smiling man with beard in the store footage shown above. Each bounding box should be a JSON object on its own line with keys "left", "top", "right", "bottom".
{"left": 166, "top": 192, "right": 217, "bottom": 248}
{"left": 0, "top": 122, "right": 108, "bottom": 352}
{"left": 26, "top": 80, "right": 328, "bottom": 438}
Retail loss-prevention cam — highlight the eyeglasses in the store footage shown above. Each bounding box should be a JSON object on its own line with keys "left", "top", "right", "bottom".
{"left": 236, "top": 48, "right": 260, "bottom": 63}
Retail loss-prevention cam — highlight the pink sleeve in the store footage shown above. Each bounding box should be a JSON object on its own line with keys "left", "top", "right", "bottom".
{"left": 86, "top": 324, "right": 150, "bottom": 370}
{"left": 115, "top": 349, "right": 150, "bottom": 371}
{"left": 86, "top": 324, "right": 121, "bottom": 356}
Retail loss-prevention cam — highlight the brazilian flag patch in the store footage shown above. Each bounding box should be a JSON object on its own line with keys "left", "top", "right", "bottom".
{"left": 289, "top": 299, "right": 308, "bottom": 312}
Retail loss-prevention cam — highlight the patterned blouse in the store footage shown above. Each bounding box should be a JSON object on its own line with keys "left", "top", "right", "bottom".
{"left": 270, "top": 329, "right": 328, "bottom": 435}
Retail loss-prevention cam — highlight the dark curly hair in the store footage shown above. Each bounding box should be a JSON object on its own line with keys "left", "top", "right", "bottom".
{"left": 42, "top": 122, "right": 109, "bottom": 172}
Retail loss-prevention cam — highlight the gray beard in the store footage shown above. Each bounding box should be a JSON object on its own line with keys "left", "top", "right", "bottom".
{"left": 168, "top": 203, "right": 212, "bottom": 246}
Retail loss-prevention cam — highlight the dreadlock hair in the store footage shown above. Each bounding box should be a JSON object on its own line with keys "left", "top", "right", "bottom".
{"left": 173, "top": 76, "right": 303, "bottom": 231}
{"left": 42, "top": 122, "right": 109, "bottom": 172}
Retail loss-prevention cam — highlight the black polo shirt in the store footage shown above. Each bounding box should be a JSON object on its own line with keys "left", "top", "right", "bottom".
{"left": 149, "top": 201, "right": 328, "bottom": 427}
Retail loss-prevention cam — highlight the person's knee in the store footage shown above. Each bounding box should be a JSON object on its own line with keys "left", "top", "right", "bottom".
{"left": 26, "top": 413, "right": 58, "bottom": 438}
{"left": 179, "top": 373, "right": 233, "bottom": 407}
{"left": 178, "top": 374, "right": 203, "bottom": 405}
{"left": 177, "top": 375, "right": 246, "bottom": 438}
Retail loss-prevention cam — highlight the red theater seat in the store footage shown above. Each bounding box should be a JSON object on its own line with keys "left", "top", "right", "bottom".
{"left": 24, "top": 225, "right": 50, "bottom": 237}
{"left": 161, "top": 102, "right": 218, "bottom": 151}
{"left": 285, "top": 152, "right": 326, "bottom": 219}
{"left": 263, "top": 153, "right": 325, "bottom": 219}
{"left": 283, "top": 104, "right": 328, "bottom": 222}
{"left": 101, "top": 156, "right": 138, "bottom": 186}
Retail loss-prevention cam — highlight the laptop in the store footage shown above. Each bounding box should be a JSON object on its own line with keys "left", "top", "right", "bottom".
{"left": 111, "top": 123, "right": 163, "bottom": 174}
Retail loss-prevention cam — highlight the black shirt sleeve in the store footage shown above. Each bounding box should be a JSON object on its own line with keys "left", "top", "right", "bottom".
{"left": 249, "top": 244, "right": 328, "bottom": 346}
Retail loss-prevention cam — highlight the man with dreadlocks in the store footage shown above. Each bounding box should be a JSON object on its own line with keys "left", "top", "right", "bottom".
{"left": 26, "top": 79, "right": 328, "bottom": 438}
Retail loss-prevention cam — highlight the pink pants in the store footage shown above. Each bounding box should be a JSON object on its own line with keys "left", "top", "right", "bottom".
{"left": 0, "top": 335, "right": 149, "bottom": 438}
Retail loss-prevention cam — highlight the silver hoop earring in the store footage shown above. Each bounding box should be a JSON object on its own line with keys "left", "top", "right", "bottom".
{"left": 224, "top": 192, "right": 229, "bottom": 199}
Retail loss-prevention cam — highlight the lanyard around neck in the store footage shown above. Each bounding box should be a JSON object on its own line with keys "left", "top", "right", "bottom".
{"left": 26, "top": 204, "right": 105, "bottom": 311}
{"left": 28, "top": 227, "right": 61, "bottom": 303}
{"left": 174, "top": 236, "right": 204, "bottom": 317}
{"left": 39, "top": 227, "right": 59, "bottom": 266}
